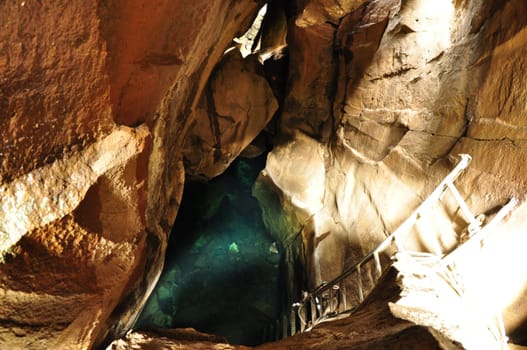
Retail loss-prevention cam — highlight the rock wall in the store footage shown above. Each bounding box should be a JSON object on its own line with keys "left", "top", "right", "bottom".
{"left": 255, "top": 0, "right": 527, "bottom": 344}
{"left": 0, "top": 1, "right": 265, "bottom": 348}
{"left": 2, "top": 0, "right": 527, "bottom": 348}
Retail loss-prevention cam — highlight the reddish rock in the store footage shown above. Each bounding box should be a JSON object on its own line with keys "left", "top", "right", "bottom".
{"left": 280, "top": 22, "right": 336, "bottom": 141}
{"left": 0, "top": 1, "right": 261, "bottom": 349}
{"left": 0, "top": 1, "right": 114, "bottom": 183}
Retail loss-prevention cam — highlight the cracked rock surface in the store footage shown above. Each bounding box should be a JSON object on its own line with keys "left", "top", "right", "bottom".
{"left": 256, "top": 0, "right": 527, "bottom": 346}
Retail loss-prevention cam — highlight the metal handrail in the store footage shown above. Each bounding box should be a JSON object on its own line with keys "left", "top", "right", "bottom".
{"left": 442, "top": 196, "right": 518, "bottom": 266}
{"left": 302, "top": 154, "right": 472, "bottom": 309}
{"left": 290, "top": 154, "right": 505, "bottom": 333}
{"left": 288, "top": 153, "right": 516, "bottom": 349}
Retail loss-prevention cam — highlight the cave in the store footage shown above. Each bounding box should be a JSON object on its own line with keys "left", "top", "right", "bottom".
{"left": 1, "top": 0, "right": 527, "bottom": 349}
{"left": 136, "top": 155, "right": 286, "bottom": 346}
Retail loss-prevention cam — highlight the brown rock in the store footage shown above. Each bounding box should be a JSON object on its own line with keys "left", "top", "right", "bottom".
{"left": 183, "top": 51, "right": 278, "bottom": 179}
{"left": 0, "top": 126, "right": 148, "bottom": 255}
{"left": 0, "top": 0, "right": 261, "bottom": 348}
{"left": 3, "top": 0, "right": 527, "bottom": 348}
{"left": 0, "top": 130, "right": 151, "bottom": 349}
{"left": 108, "top": 328, "right": 250, "bottom": 350}
{"left": 256, "top": 269, "right": 440, "bottom": 350}
{"left": 280, "top": 22, "right": 336, "bottom": 141}
{"left": 0, "top": 1, "right": 114, "bottom": 183}
{"left": 295, "top": 0, "right": 369, "bottom": 27}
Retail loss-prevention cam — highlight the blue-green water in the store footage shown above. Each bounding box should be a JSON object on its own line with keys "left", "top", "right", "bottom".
{"left": 137, "top": 156, "right": 282, "bottom": 346}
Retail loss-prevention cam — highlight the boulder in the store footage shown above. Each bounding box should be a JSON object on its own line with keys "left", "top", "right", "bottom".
{"left": 183, "top": 51, "right": 278, "bottom": 179}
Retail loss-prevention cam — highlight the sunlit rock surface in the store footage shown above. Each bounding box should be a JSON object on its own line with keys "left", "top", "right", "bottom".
{"left": 256, "top": 0, "right": 527, "bottom": 347}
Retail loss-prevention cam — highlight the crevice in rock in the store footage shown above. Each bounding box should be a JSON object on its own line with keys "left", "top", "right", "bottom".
{"left": 368, "top": 66, "right": 415, "bottom": 82}
{"left": 204, "top": 86, "right": 224, "bottom": 163}
{"left": 461, "top": 135, "right": 526, "bottom": 146}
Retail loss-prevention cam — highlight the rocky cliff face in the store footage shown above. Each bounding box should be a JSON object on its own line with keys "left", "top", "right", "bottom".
{"left": 0, "top": 1, "right": 263, "bottom": 348}
{"left": 256, "top": 0, "right": 527, "bottom": 345}
{"left": 1, "top": 0, "right": 527, "bottom": 349}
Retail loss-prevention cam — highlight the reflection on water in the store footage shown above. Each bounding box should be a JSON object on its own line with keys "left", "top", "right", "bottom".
{"left": 137, "top": 156, "right": 282, "bottom": 346}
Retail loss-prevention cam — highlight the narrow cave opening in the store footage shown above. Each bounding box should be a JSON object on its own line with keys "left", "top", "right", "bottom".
{"left": 135, "top": 2, "right": 297, "bottom": 344}
{"left": 137, "top": 154, "right": 290, "bottom": 346}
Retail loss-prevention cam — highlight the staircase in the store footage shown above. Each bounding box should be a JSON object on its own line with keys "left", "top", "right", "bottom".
{"left": 276, "top": 154, "right": 516, "bottom": 348}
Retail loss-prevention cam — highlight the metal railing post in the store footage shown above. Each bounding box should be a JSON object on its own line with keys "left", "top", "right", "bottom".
{"left": 356, "top": 264, "right": 364, "bottom": 302}
{"left": 341, "top": 282, "right": 347, "bottom": 311}
{"left": 373, "top": 250, "right": 382, "bottom": 278}
{"left": 310, "top": 296, "right": 317, "bottom": 327}
{"left": 446, "top": 181, "right": 480, "bottom": 230}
